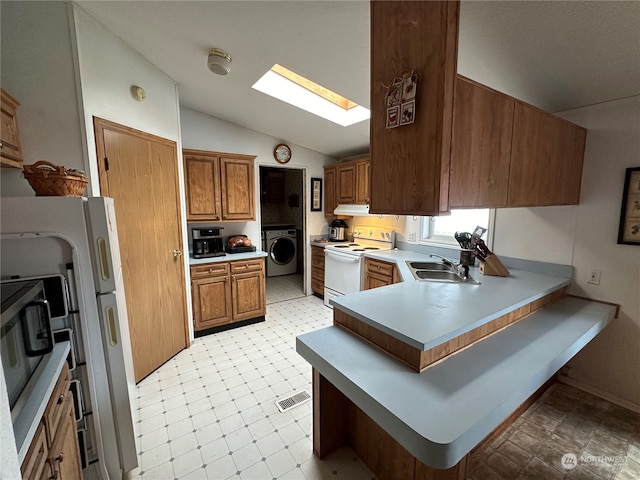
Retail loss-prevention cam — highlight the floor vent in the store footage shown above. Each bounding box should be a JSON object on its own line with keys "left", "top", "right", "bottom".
{"left": 275, "top": 390, "right": 311, "bottom": 413}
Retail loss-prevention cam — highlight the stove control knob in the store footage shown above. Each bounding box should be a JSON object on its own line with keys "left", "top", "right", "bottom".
{"left": 369, "top": 229, "right": 373, "bottom": 236}
{"left": 380, "top": 232, "right": 384, "bottom": 238}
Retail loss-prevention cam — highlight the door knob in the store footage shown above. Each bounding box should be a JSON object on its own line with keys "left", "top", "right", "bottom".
{"left": 173, "top": 249, "right": 183, "bottom": 258}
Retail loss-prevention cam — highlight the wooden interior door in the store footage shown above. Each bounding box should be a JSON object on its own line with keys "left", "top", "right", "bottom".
{"left": 94, "top": 117, "right": 188, "bottom": 382}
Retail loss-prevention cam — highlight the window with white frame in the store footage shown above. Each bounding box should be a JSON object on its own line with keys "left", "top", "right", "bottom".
{"left": 420, "top": 209, "right": 494, "bottom": 247}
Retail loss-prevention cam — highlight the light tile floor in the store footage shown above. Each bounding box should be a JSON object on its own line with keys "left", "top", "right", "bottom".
{"left": 127, "top": 294, "right": 374, "bottom": 480}
{"left": 266, "top": 274, "right": 305, "bottom": 305}
{"left": 127, "top": 283, "right": 640, "bottom": 480}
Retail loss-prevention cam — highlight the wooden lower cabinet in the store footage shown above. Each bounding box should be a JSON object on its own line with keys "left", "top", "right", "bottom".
{"left": 231, "top": 259, "right": 266, "bottom": 321}
{"left": 21, "top": 364, "right": 82, "bottom": 480}
{"left": 20, "top": 423, "right": 49, "bottom": 480}
{"left": 311, "top": 246, "right": 325, "bottom": 296}
{"left": 190, "top": 258, "right": 266, "bottom": 331}
{"left": 363, "top": 257, "right": 400, "bottom": 290}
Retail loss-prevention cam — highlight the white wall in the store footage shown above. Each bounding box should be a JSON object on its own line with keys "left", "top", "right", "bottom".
{"left": 558, "top": 96, "right": 640, "bottom": 409}
{"left": 180, "top": 107, "right": 336, "bottom": 293}
{"left": 72, "top": 5, "right": 183, "bottom": 195}
{"left": 0, "top": 1, "right": 85, "bottom": 196}
{"left": 71, "top": 5, "right": 194, "bottom": 339}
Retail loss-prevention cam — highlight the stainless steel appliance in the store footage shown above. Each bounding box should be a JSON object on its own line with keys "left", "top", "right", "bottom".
{"left": 193, "top": 227, "right": 225, "bottom": 258}
{"left": 1, "top": 280, "right": 53, "bottom": 415}
{"left": 329, "top": 219, "right": 349, "bottom": 242}
{"left": 323, "top": 227, "right": 395, "bottom": 307}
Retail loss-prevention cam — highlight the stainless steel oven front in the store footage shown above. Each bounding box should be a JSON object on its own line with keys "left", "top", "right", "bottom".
{"left": 1, "top": 279, "right": 54, "bottom": 419}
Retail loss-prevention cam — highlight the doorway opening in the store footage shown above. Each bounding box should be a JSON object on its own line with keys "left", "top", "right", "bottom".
{"left": 259, "top": 165, "right": 305, "bottom": 304}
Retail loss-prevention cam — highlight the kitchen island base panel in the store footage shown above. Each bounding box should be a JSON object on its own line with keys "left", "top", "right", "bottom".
{"left": 313, "top": 368, "right": 468, "bottom": 480}
{"left": 298, "top": 297, "right": 616, "bottom": 470}
{"left": 334, "top": 286, "right": 567, "bottom": 372}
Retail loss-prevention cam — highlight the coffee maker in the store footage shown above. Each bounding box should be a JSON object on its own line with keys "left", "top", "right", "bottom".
{"left": 192, "top": 227, "right": 225, "bottom": 258}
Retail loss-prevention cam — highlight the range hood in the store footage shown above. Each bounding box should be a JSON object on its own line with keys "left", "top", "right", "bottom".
{"left": 333, "top": 204, "right": 371, "bottom": 216}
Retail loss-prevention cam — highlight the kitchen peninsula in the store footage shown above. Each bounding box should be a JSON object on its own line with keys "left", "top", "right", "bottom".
{"left": 296, "top": 252, "right": 617, "bottom": 479}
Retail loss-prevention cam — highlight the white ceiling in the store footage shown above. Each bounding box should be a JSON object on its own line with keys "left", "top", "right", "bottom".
{"left": 76, "top": 1, "right": 640, "bottom": 158}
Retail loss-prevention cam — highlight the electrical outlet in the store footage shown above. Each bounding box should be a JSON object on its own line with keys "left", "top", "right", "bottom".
{"left": 408, "top": 232, "right": 416, "bottom": 242}
{"left": 587, "top": 269, "right": 601, "bottom": 285}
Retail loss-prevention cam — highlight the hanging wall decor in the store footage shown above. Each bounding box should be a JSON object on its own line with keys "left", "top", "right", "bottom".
{"left": 311, "top": 178, "right": 322, "bottom": 212}
{"left": 385, "top": 71, "right": 418, "bottom": 129}
{"left": 617, "top": 166, "right": 640, "bottom": 245}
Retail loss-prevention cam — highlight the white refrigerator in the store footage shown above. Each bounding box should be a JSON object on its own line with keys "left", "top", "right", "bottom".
{"left": 1, "top": 197, "right": 138, "bottom": 479}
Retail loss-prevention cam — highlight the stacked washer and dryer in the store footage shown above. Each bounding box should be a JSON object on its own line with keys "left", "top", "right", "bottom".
{"left": 261, "top": 225, "right": 298, "bottom": 277}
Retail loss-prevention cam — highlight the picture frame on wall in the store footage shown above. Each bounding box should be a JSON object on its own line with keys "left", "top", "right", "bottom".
{"left": 617, "top": 167, "right": 640, "bottom": 245}
{"left": 311, "top": 177, "right": 322, "bottom": 212}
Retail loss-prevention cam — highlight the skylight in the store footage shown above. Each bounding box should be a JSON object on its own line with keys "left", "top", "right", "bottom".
{"left": 252, "top": 64, "right": 370, "bottom": 127}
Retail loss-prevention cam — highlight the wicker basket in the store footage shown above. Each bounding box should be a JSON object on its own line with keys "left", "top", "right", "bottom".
{"left": 23, "top": 160, "right": 88, "bottom": 197}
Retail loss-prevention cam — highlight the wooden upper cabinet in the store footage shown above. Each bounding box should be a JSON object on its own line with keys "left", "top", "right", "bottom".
{"left": 324, "top": 165, "right": 338, "bottom": 217}
{"left": 184, "top": 152, "right": 221, "bottom": 222}
{"left": 508, "top": 102, "right": 586, "bottom": 206}
{"left": 355, "top": 158, "right": 370, "bottom": 204}
{"left": 450, "top": 76, "right": 587, "bottom": 209}
{"left": 324, "top": 156, "right": 370, "bottom": 217}
{"left": 183, "top": 149, "right": 256, "bottom": 222}
{"left": 337, "top": 163, "right": 357, "bottom": 204}
{"left": 1, "top": 88, "right": 23, "bottom": 168}
{"left": 450, "top": 77, "right": 515, "bottom": 208}
{"left": 370, "top": 1, "right": 459, "bottom": 216}
{"left": 220, "top": 156, "right": 256, "bottom": 221}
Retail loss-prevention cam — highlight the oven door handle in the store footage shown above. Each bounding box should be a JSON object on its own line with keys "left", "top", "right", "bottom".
{"left": 23, "top": 299, "right": 54, "bottom": 357}
{"left": 325, "top": 249, "right": 360, "bottom": 263}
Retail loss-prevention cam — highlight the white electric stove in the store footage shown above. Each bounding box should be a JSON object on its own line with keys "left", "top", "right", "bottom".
{"left": 324, "top": 227, "right": 395, "bottom": 307}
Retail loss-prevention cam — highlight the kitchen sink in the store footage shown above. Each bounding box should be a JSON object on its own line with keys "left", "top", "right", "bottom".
{"left": 405, "top": 260, "right": 480, "bottom": 284}
{"left": 415, "top": 270, "right": 463, "bottom": 281}
{"left": 407, "top": 262, "right": 451, "bottom": 271}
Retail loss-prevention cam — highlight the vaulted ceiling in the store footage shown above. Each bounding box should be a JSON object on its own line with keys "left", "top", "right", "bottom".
{"left": 77, "top": 1, "right": 640, "bottom": 158}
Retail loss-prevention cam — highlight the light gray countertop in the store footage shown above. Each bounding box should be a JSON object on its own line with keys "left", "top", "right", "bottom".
{"left": 189, "top": 251, "right": 267, "bottom": 265}
{"left": 14, "top": 342, "right": 70, "bottom": 463}
{"left": 297, "top": 297, "right": 616, "bottom": 469}
{"left": 332, "top": 249, "right": 571, "bottom": 351}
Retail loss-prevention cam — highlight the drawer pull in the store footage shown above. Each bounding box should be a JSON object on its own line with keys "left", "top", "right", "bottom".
{"left": 57, "top": 393, "right": 65, "bottom": 404}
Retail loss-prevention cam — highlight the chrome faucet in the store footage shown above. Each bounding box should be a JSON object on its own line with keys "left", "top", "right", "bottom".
{"left": 429, "top": 253, "right": 456, "bottom": 267}
{"left": 430, "top": 253, "right": 470, "bottom": 279}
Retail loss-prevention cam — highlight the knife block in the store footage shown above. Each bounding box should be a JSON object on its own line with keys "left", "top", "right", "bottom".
{"left": 479, "top": 254, "right": 510, "bottom": 276}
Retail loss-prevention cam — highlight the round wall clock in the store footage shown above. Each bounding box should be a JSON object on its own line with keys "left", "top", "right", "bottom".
{"left": 274, "top": 143, "right": 292, "bottom": 164}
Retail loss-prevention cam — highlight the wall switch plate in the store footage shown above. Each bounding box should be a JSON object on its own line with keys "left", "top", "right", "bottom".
{"left": 587, "top": 269, "right": 601, "bottom": 285}
{"left": 408, "top": 232, "right": 416, "bottom": 242}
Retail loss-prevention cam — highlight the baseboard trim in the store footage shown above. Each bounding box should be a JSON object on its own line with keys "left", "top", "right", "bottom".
{"left": 557, "top": 374, "right": 640, "bottom": 413}
{"left": 194, "top": 316, "right": 265, "bottom": 338}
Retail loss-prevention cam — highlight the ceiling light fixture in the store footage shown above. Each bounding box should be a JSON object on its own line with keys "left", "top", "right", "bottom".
{"left": 207, "top": 48, "right": 232, "bottom": 75}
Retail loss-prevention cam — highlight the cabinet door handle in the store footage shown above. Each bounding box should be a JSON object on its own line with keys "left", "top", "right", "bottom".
{"left": 55, "top": 453, "right": 65, "bottom": 463}
{"left": 173, "top": 249, "right": 183, "bottom": 258}
{"left": 57, "top": 393, "right": 65, "bottom": 404}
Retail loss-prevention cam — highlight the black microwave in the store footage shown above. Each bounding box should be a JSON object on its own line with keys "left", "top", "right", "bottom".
{"left": 1, "top": 280, "right": 54, "bottom": 414}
